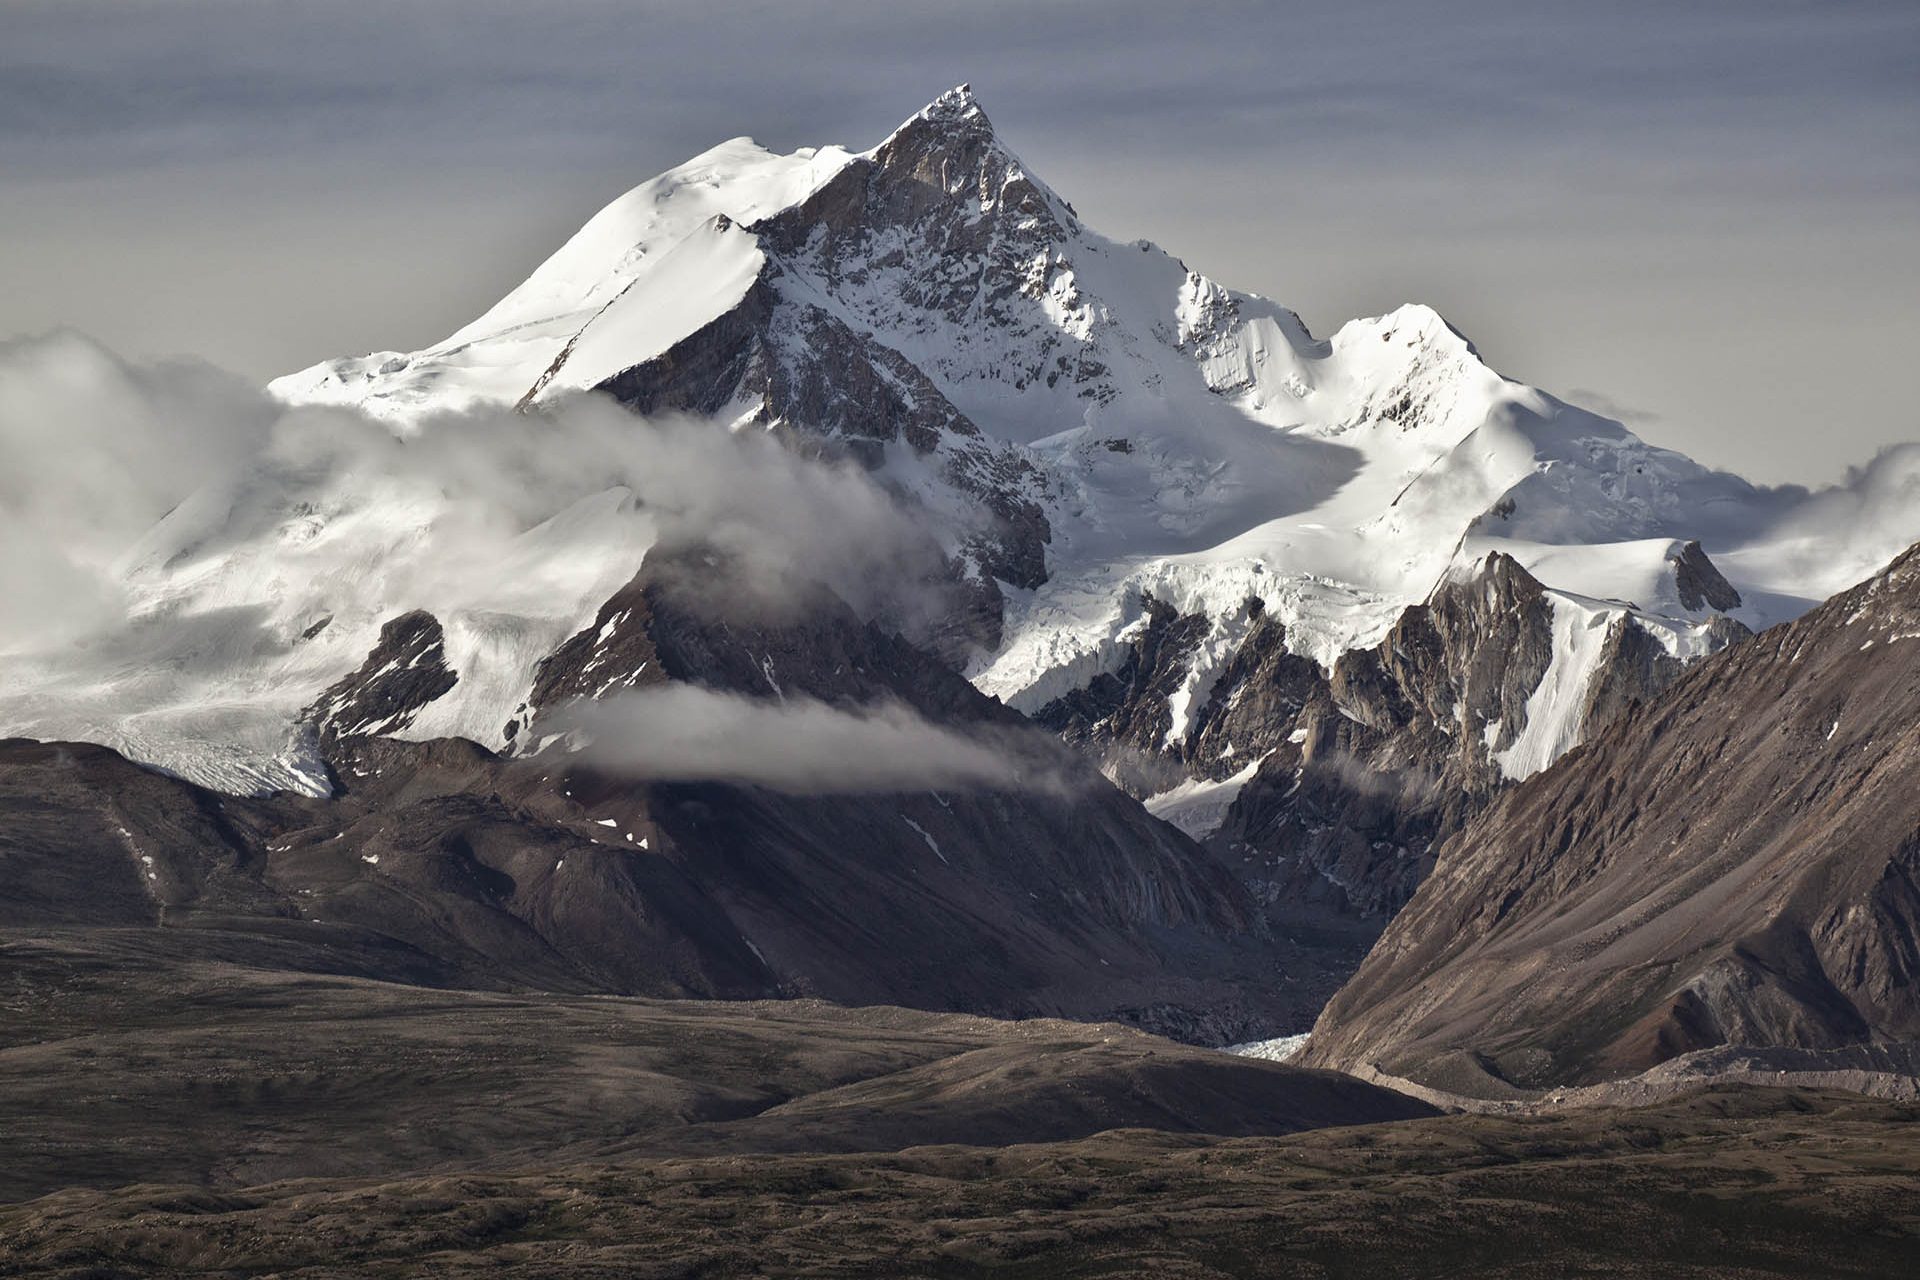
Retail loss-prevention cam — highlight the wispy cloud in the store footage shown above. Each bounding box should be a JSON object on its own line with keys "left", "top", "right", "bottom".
{"left": 1564, "top": 389, "right": 1663, "bottom": 427}
{"left": 547, "top": 686, "right": 1076, "bottom": 795}
{"left": 0, "top": 332, "right": 985, "bottom": 792}
{"left": 0, "top": 329, "right": 967, "bottom": 645}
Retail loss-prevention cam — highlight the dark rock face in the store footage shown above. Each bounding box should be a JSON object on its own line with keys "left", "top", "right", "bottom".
{"left": 508, "top": 575, "right": 669, "bottom": 744}
{"left": 756, "top": 89, "right": 1109, "bottom": 408}
{"left": 588, "top": 101, "right": 1063, "bottom": 623}
{"left": 592, "top": 271, "right": 1050, "bottom": 640}
{"left": 599, "top": 280, "right": 963, "bottom": 456}
{"left": 1034, "top": 593, "right": 1214, "bottom": 793}
{"left": 1213, "top": 554, "right": 1554, "bottom": 920}
{"left": 0, "top": 738, "right": 284, "bottom": 928}
{"left": 1670, "top": 539, "right": 1743, "bottom": 612}
{"left": 0, "top": 733, "right": 773, "bottom": 998}
{"left": 303, "top": 610, "right": 457, "bottom": 743}
{"left": 1032, "top": 554, "right": 1739, "bottom": 926}
{"left": 1576, "top": 613, "right": 1685, "bottom": 733}
{"left": 1303, "top": 541, "right": 1920, "bottom": 1094}
{"left": 1575, "top": 612, "right": 1752, "bottom": 732}
{"left": 503, "top": 548, "right": 1320, "bottom": 1042}
{"left": 1181, "top": 604, "right": 1328, "bottom": 772}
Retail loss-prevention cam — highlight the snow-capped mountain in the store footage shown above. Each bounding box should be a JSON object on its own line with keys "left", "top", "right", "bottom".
{"left": 8, "top": 86, "right": 1918, "bottom": 833}
{"left": 275, "top": 89, "right": 1910, "bottom": 772}
{"left": 7, "top": 84, "right": 1920, "bottom": 1049}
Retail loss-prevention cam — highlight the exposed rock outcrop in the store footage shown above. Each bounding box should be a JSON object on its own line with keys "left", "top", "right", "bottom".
{"left": 1669, "top": 538, "right": 1743, "bottom": 612}
{"left": 1033, "top": 553, "right": 1749, "bottom": 923}
{"left": 302, "top": 610, "right": 458, "bottom": 744}
{"left": 504, "top": 546, "right": 1329, "bottom": 1041}
{"left": 1034, "top": 593, "right": 1214, "bottom": 794}
{"left": 590, "top": 92, "right": 1067, "bottom": 625}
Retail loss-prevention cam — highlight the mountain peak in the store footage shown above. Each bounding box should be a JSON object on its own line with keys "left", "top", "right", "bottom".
{"left": 875, "top": 83, "right": 998, "bottom": 158}
{"left": 918, "top": 82, "right": 983, "bottom": 124}
{"left": 858, "top": 83, "right": 1083, "bottom": 236}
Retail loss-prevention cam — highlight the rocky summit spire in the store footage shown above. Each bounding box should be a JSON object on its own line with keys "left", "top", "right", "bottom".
{"left": 874, "top": 82, "right": 998, "bottom": 161}
{"left": 917, "top": 83, "right": 983, "bottom": 124}
{"left": 862, "top": 83, "right": 1078, "bottom": 236}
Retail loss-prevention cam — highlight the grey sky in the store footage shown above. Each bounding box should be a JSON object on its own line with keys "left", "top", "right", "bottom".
{"left": 3, "top": 0, "right": 1915, "bottom": 483}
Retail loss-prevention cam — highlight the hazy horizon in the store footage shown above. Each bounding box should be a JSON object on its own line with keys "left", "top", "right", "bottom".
{"left": 4, "top": 0, "right": 1915, "bottom": 483}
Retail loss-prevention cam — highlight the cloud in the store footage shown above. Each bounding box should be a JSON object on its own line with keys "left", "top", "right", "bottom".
{"left": 0, "top": 330, "right": 959, "bottom": 651}
{"left": 0, "top": 331, "right": 270, "bottom": 643}
{"left": 0, "top": 331, "right": 979, "bottom": 791}
{"left": 545, "top": 685, "right": 1074, "bottom": 795}
{"left": 1564, "top": 387, "right": 1663, "bottom": 427}
{"left": 1746, "top": 442, "right": 1920, "bottom": 597}
{"left": 248, "top": 391, "right": 956, "bottom": 630}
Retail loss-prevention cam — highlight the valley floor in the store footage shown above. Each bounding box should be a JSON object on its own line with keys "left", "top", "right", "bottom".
{"left": 5, "top": 1088, "right": 1915, "bottom": 1278}
{"left": 1, "top": 933, "right": 1916, "bottom": 1278}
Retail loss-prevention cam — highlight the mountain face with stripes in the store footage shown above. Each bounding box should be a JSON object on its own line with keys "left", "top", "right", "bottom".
{"left": 1302, "top": 540, "right": 1920, "bottom": 1094}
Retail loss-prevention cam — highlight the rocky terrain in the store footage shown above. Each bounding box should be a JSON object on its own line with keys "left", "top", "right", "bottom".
{"left": 4, "top": 869, "right": 1916, "bottom": 1276}
{"left": 1303, "top": 542, "right": 1920, "bottom": 1094}
{"left": 256, "top": 88, "right": 1814, "bottom": 923}
{"left": 1077, "top": 550, "right": 1752, "bottom": 923}
{"left": 1, "top": 925, "right": 1913, "bottom": 1278}
{"left": 3, "top": 81, "right": 1914, "bottom": 1055}
{"left": 10, "top": 726, "right": 1334, "bottom": 1041}
{"left": 5, "top": 84, "right": 1920, "bottom": 1275}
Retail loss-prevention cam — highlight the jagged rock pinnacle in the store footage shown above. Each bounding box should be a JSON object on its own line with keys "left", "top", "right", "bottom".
{"left": 879, "top": 83, "right": 995, "bottom": 156}
{"left": 920, "top": 83, "right": 980, "bottom": 120}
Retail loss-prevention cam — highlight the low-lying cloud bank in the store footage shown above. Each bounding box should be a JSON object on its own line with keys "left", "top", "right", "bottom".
{"left": 0, "top": 329, "right": 963, "bottom": 650}
{"left": 0, "top": 330, "right": 977, "bottom": 791}
{"left": 1744, "top": 443, "right": 1920, "bottom": 600}
{"left": 546, "top": 686, "right": 1075, "bottom": 796}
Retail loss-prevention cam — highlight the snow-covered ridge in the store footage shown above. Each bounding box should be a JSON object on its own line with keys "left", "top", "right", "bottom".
{"left": 271, "top": 138, "right": 857, "bottom": 420}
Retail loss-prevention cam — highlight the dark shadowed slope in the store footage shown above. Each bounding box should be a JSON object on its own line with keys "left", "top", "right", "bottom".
{"left": 0, "top": 545, "right": 1348, "bottom": 1045}
{"left": 0, "top": 721, "right": 1332, "bottom": 1043}
{"left": 1304, "top": 542, "right": 1920, "bottom": 1096}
